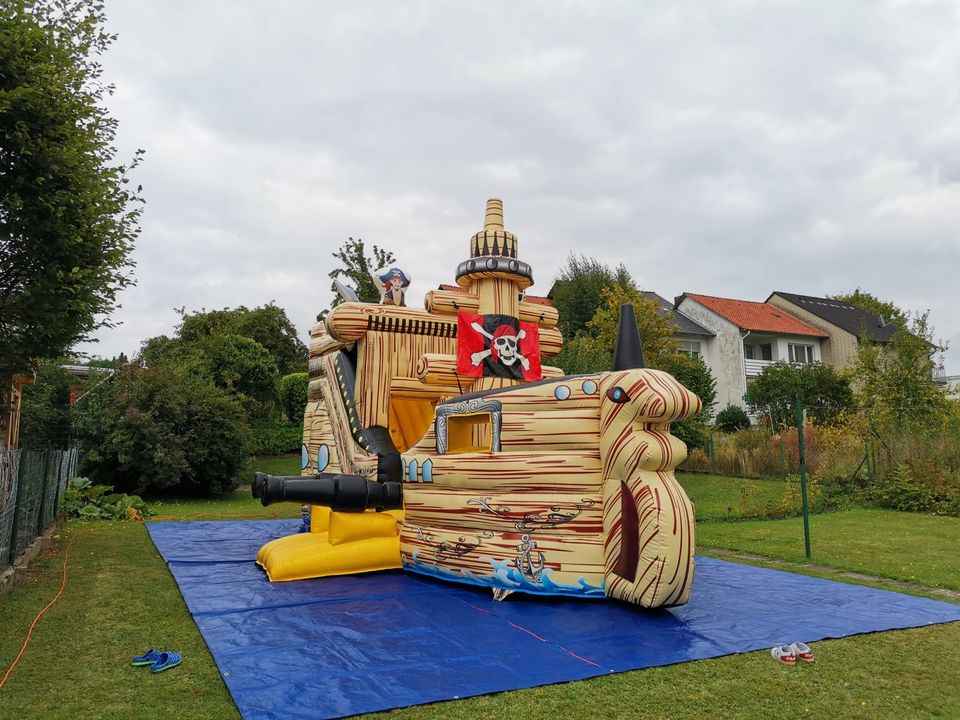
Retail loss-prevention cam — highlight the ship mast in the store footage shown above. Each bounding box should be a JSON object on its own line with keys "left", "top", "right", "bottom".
{"left": 454, "top": 198, "right": 534, "bottom": 391}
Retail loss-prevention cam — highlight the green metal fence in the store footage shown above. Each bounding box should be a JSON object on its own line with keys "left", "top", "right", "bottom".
{"left": 0, "top": 447, "right": 77, "bottom": 573}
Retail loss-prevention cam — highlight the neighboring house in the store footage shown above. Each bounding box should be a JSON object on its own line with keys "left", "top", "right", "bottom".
{"left": 674, "top": 293, "right": 829, "bottom": 410}
{"left": 934, "top": 369, "right": 960, "bottom": 400}
{"left": 60, "top": 364, "right": 114, "bottom": 405}
{"left": 766, "top": 292, "right": 897, "bottom": 370}
{"left": 641, "top": 291, "right": 715, "bottom": 359}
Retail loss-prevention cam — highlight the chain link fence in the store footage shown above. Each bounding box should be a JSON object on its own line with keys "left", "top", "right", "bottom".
{"left": 0, "top": 447, "right": 77, "bottom": 573}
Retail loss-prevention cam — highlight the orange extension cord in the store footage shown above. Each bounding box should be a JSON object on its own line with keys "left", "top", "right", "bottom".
{"left": 0, "top": 532, "right": 80, "bottom": 690}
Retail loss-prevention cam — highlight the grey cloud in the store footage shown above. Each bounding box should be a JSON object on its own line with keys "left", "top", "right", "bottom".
{"left": 77, "top": 0, "right": 960, "bottom": 370}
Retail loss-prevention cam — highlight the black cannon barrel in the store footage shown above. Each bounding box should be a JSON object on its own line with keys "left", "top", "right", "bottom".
{"left": 252, "top": 472, "right": 402, "bottom": 511}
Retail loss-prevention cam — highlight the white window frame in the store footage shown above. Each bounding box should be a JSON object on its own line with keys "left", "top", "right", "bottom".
{"left": 677, "top": 340, "right": 701, "bottom": 358}
{"left": 789, "top": 344, "right": 815, "bottom": 364}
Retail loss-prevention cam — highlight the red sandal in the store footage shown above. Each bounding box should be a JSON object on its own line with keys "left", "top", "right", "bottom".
{"left": 771, "top": 645, "right": 796, "bottom": 664}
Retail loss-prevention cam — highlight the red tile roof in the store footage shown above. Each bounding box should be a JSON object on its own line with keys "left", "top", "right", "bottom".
{"left": 523, "top": 294, "right": 553, "bottom": 307}
{"left": 682, "top": 293, "right": 828, "bottom": 337}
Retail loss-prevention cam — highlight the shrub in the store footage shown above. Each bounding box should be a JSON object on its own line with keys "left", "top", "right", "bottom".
{"left": 248, "top": 420, "right": 303, "bottom": 456}
{"left": 716, "top": 405, "right": 750, "bottom": 433}
{"left": 280, "top": 372, "right": 309, "bottom": 424}
{"left": 73, "top": 363, "right": 248, "bottom": 497}
{"left": 63, "top": 477, "right": 153, "bottom": 520}
{"left": 864, "top": 464, "right": 937, "bottom": 513}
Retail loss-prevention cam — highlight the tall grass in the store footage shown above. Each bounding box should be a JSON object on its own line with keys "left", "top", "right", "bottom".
{"left": 681, "top": 421, "right": 960, "bottom": 516}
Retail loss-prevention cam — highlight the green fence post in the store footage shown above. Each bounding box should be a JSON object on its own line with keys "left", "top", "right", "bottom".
{"left": 7, "top": 455, "right": 24, "bottom": 567}
{"left": 779, "top": 437, "right": 787, "bottom": 480}
{"left": 709, "top": 436, "right": 717, "bottom": 475}
{"left": 37, "top": 450, "right": 52, "bottom": 531}
{"left": 795, "top": 394, "right": 811, "bottom": 559}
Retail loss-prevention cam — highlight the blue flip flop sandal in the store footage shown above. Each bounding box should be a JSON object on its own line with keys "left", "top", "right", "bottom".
{"left": 150, "top": 651, "right": 182, "bottom": 673}
{"left": 131, "top": 649, "right": 163, "bottom": 667}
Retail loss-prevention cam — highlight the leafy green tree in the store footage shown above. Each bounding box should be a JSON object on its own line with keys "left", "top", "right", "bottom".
{"left": 86, "top": 353, "right": 128, "bottom": 369}
{"left": 280, "top": 372, "right": 309, "bottom": 424}
{"left": 177, "top": 304, "right": 306, "bottom": 374}
{"left": 19, "top": 363, "right": 74, "bottom": 447}
{"left": 746, "top": 362, "right": 855, "bottom": 428}
{"left": 549, "top": 254, "right": 633, "bottom": 341}
{"left": 555, "top": 284, "right": 677, "bottom": 374}
{"left": 0, "top": 1, "right": 143, "bottom": 378}
{"left": 853, "top": 311, "right": 950, "bottom": 432}
{"left": 73, "top": 363, "right": 248, "bottom": 497}
{"left": 325, "top": 237, "right": 396, "bottom": 314}
{"left": 192, "top": 334, "right": 277, "bottom": 417}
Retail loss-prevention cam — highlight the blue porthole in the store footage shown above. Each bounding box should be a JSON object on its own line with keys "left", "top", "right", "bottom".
{"left": 554, "top": 385, "right": 571, "bottom": 400}
{"left": 582, "top": 379, "right": 598, "bottom": 395}
{"left": 422, "top": 459, "right": 433, "bottom": 483}
{"left": 316, "top": 445, "right": 330, "bottom": 473}
{"left": 300, "top": 444, "right": 309, "bottom": 470}
{"left": 408, "top": 458, "right": 419, "bottom": 483}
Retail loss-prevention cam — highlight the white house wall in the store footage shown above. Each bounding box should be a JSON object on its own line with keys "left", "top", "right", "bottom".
{"left": 676, "top": 299, "right": 747, "bottom": 410}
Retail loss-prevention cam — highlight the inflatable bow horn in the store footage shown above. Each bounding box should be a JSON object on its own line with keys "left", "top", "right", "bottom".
{"left": 611, "top": 304, "right": 645, "bottom": 371}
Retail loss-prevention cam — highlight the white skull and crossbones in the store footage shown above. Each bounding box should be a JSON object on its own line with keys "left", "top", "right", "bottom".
{"left": 470, "top": 322, "right": 530, "bottom": 371}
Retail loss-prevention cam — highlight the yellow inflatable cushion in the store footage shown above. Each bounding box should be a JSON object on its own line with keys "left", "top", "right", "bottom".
{"left": 328, "top": 509, "right": 402, "bottom": 546}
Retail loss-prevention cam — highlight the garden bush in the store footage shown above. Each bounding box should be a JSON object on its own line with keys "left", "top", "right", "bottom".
{"left": 864, "top": 464, "right": 938, "bottom": 513}
{"left": 715, "top": 405, "right": 750, "bottom": 433}
{"left": 280, "top": 372, "right": 309, "bottom": 423}
{"left": 248, "top": 420, "right": 303, "bottom": 456}
{"left": 73, "top": 363, "right": 249, "bottom": 497}
{"left": 745, "top": 361, "right": 854, "bottom": 428}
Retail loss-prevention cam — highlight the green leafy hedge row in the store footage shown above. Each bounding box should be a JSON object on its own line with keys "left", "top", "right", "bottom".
{"left": 248, "top": 421, "right": 303, "bottom": 457}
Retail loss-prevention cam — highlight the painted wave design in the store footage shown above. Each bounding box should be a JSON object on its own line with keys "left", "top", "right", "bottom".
{"left": 405, "top": 551, "right": 605, "bottom": 598}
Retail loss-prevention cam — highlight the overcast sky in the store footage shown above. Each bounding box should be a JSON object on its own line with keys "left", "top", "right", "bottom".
{"left": 77, "top": 0, "right": 960, "bottom": 370}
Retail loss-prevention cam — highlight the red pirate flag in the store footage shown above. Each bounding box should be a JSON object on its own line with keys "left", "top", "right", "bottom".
{"left": 456, "top": 311, "right": 542, "bottom": 381}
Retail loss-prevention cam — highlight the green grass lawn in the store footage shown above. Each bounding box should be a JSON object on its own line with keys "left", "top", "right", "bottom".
{"left": 696, "top": 509, "right": 960, "bottom": 591}
{"left": 676, "top": 471, "right": 791, "bottom": 521}
{"left": 1, "top": 462, "right": 958, "bottom": 719}
{"left": 243, "top": 453, "right": 301, "bottom": 478}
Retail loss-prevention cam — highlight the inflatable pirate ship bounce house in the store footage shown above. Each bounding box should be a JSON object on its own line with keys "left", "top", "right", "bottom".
{"left": 253, "top": 199, "right": 702, "bottom": 609}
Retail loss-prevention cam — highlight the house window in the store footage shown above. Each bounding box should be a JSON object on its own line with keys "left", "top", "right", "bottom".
{"left": 677, "top": 340, "right": 701, "bottom": 357}
{"left": 744, "top": 344, "right": 754, "bottom": 360}
{"left": 789, "top": 344, "right": 815, "bottom": 364}
{"left": 760, "top": 343, "right": 773, "bottom": 361}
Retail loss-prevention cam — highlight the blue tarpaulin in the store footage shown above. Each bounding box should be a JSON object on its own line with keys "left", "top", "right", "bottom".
{"left": 147, "top": 519, "right": 960, "bottom": 720}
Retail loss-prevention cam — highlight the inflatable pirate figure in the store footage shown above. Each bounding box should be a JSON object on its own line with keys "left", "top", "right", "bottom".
{"left": 373, "top": 266, "right": 411, "bottom": 307}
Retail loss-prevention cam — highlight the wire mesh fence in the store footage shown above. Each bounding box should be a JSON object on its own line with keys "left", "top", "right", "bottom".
{"left": 0, "top": 447, "right": 77, "bottom": 574}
